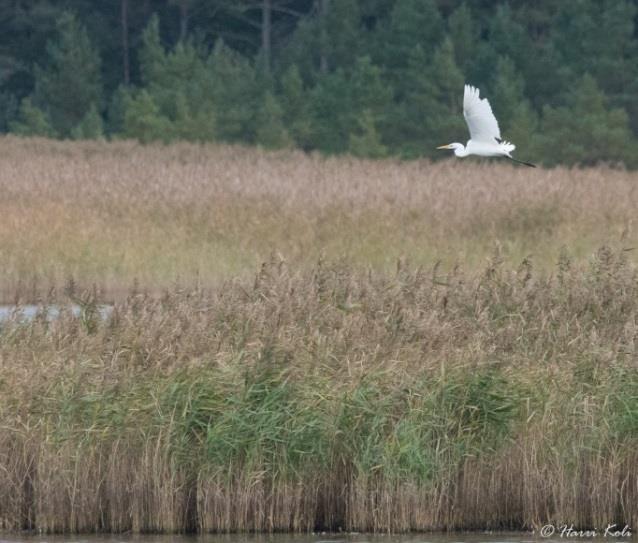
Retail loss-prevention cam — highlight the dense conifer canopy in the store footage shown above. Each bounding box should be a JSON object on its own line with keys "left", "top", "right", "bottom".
{"left": 2, "top": 0, "right": 638, "bottom": 166}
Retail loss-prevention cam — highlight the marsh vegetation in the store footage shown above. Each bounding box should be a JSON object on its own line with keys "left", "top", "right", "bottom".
{"left": 1, "top": 138, "right": 637, "bottom": 301}
{"left": 1, "top": 139, "right": 637, "bottom": 533}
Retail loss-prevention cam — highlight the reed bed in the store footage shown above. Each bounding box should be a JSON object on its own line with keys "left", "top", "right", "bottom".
{"left": 1, "top": 250, "right": 637, "bottom": 532}
{"left": 2, "top": 138, "right": 638, "bottom": 532}
{"left": 1, "top": 137, "right": 638, "bottom": 301}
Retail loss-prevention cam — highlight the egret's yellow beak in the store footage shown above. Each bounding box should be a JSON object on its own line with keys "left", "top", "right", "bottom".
{"left": 437, "top": 144, "right": 452, "bottom": 149}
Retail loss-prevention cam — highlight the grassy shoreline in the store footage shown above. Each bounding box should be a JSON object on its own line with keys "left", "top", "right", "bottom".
{"left": 1, "top": 253, "right": 637, "bottom": 532}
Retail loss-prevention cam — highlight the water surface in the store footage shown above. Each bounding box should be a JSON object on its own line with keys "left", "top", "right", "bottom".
{"left": 0, "top": 304, "right": 113, "bottom": 322}
{"left": 0, "top": 532, "right": 551, "bottom": 543}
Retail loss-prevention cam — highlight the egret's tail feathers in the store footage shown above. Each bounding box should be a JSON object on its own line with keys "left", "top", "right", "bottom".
{"left": 501, "top": 140, "right": 516, "bottom": 153}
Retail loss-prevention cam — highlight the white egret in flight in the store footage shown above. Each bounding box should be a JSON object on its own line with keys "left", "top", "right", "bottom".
{"left": 437, "top": 85, "right": 536, "bottom": 167}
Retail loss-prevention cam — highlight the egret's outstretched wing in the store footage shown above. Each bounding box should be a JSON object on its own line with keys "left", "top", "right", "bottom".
{"left": 463, "top": 85, "right": 501, "bottom": 143}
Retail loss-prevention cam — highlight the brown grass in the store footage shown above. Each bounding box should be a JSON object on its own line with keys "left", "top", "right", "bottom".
{"left": 1, "top": 136, "right": 637, "bottom": 302}
{"left": 1, "top": 250, "right": 638, "bottom": 532}
{"left": 2, "top": 138, "right": 638, "bottom": 533}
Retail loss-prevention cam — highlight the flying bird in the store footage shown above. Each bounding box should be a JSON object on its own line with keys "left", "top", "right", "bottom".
{"left": 437, "top": 85, "right": 536, "bottom": 167}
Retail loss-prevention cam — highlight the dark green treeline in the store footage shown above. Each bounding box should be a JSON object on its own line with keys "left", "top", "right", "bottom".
{"left": 2, "top": 0, "right": 638, "bottom": 166}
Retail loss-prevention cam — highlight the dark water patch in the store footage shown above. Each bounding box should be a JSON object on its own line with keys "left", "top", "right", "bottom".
{"left": 0, "top": 532, "right": 542, "bottom": 543}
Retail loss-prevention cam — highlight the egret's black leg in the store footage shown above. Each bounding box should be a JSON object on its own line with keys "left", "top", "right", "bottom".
{"left": 507, "top": 156, "right": 536, "bottom": 168}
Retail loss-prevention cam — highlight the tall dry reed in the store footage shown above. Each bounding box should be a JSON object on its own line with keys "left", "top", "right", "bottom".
{"left": 1, "top": 137, "right": 638, "bottom": 301}
{"left": 1, "top": 250, "right": 637, "bottom": 532}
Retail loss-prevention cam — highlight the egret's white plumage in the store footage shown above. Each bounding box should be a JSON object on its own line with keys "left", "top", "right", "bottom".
{"left": 437, "top": 84, "right": 535, "bottom": 167}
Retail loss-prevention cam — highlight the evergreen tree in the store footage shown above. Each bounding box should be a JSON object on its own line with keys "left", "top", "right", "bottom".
{"left": 254, "top": 91, "right": 291, "bottom": 149}
{"left": 388, "top": 39, "right": 464, "bottom": 157}
{"left": 505, "top": 101, "right": 540, "bottom": 164}
{"left": 9, "top": 97, "right": 55, "bottom": 138}
{"left": 0, "top": 1, "right": 636, "bottom": 167}
{"left": 307, "top": 69, "right": 352, "bottom": 153}
{"left": 71, "top": 103, "right": 105, "bottom": 140}
{"left": 0, "top": 2, "right": 67, "bottom": 103}
{"left": 307, "top": 55, "right": 389, "bottom": 155}
{"left": 349, "top": 56, "right": 392, "bottom": 120}
{"left": 552, "top": 0, "right": 636, "bottom": 89}
{"left": 490, "top": 56, "right": 525, "bottom": 134}
{"left": 348, "top": 109, "right": 387, "bottom": 158}
{"left": 487, "top": 5, "right": 530, "bottom": 72}
{"left": 136, "top": 15, "right": 216, "bottom": 142}
{"left": 489, "top": 56, "right": 540, "bottom": 159}
{"left": 31, "top": 12, "right": 103, "bottom": 138}
{"left": 425, "top": 38, "right": 465, "bottom": 150}
{"left": 540, "top": 75, "right": 635, "bottom": 166}
{"left": 382, "top": 0, "right": 444, "bottom": 83}
{"left": 463, "top": 6, "right": 527, "bottom": 92}
{"left": 347, "top": 56, "right": 391, "bottom": 155}
{"left": 138, "top": 15, "right": 166, "bottom": 87}
{"left": 490, "top": 56, "right": 539, "bottom": 161}
{"left": 278, "top": 0, "right": 360, "bottom": 81}
{"left": 172, "top": 91, "right": 216, "bottom": 142}
{"left": 121, "top": 90, "right": 171, "bottom": 143}
{"left": 279, "top": 65, "right": 312, "bottom": 149}
{"left": 0, "top": 92, "right": 19, "bottom": 133}
{"left": 320, "top": 0, "right": 361, "bottom": 72}
{"left": 551, "top": 1, "right": 638, "bottom": 132}
{"left": 106, "top": 85, "right": 133, "bottom": 135}
{"left": 522, "top": 40, "right": 571, "bottom": 112}
{"left": 447, "top": 3, "right": 476, "bottom": 76}
{"left": 209, "top": 40, "right": 260, "bottom": 142}
{"left": 385, "top": 44, "right": 434, "bottom": 157}
{"left": 595, "top": 1, "right": 638, "bottom": 127}
{"left": 276, "top": 17, "right": 321, "bottom": 84}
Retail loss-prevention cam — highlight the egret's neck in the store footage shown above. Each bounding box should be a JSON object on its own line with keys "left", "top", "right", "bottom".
{"left": 453, "top": 144, "right": 469, "bottom": 157}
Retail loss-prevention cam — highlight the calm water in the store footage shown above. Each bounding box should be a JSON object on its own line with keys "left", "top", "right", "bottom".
{"left": 0, "top": 533, "right": 546, "bottom": 543}
{"left": 0, "top": 304, "right": 113, "bottom": 322}
{"left": 0, "top": 527, "right": 635, "bottom": 543}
